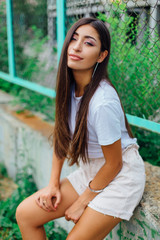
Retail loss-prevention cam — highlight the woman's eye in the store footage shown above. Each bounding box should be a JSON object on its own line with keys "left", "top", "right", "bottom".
{"left": 85, "top": 42, "right": 94, "bottom": 46}
{"left": 71, "top": 37, "right": 76, "bottom": 41}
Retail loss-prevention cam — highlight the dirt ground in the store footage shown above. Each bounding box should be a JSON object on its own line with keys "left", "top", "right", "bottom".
{"left": 0, "top": 175, "right": 17, "bottom": 201}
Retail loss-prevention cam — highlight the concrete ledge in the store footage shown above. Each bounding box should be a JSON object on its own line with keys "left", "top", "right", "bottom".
{"left": 141, "top": 162, "right": 160, "bottom": 230}
{"left": 111, "top": 162, "right": 160, "bottom": 240}
{"left": 0, "top": 90, "right": 160, "bottom": 239}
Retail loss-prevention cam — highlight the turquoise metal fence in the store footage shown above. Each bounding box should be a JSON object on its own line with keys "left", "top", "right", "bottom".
{"left": 0, "top": 0, "right": 56, "bottom": 98}
{"left": 0, "top": 0, "right": 160, "bottom": 134}
{"left": 56, "top": 0, "right": 66, "bottom": 61}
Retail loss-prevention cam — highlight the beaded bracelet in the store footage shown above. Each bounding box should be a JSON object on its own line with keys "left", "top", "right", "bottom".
{"left": 88, "top": 180, "right": 105, "bottom": 193}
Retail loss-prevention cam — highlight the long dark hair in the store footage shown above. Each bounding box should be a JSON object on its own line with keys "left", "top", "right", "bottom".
{"left": 54, "top": 17, "right": 133, "bottom": 166}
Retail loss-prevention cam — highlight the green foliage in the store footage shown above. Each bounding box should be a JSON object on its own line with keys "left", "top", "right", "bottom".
{"left": 11, "top": 0, "right": 48, "bottom": 80}
{"left": 0, "top": 1, "right": 49, "bottom": 81}
{"left": 0, "top": 165, "right": 67, "bottom": 239}
{"left": 0, "top": 1, "right": 8, "bottom": 73}
{"left": 13, "top": 0, "right": 47, "bottom": 36}
{"left": 97, "top": 6, "right": 160, "bottom": 166}
{"left": 0, "top": 6, "right": 55, "bottom": 121}
{"left": 0, "top": 163, "right": 8, "bottom": 178}
{"left": 97, "top": 9, "right": 160, "bottom": 120}
{"left": 0, "top": 166, "right": 37, "bottom": 239}
{"left": 44, "top": 221, "right": 67, "bottom": 240}
{"left": 0, "top": 80, "right": 21, "bottom": 95}
{"left": 0, "top": 0, "right": 55, "bottom": 120}
{"left": 12, "top": 87, "right": 55, "bottom": 121}
{"left": 132, "top": 127, "right": 160, "bottom": 166}
{"left": 0, "top": 80, "right": 55, "bottom": 121}
{"left": 14, "top": 25, "right": 49, "bottom": 81}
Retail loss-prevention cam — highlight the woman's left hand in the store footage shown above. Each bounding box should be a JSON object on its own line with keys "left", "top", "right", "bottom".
{"left": 65, "top": 199, "right": 86, "bottom": 224}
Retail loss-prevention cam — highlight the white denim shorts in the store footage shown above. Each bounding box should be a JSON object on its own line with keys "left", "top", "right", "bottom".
{"left": 67, "top": 144, "right": 146, "bottom": 221}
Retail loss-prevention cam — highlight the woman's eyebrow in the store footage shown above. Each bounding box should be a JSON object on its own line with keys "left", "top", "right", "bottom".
{"left": 85, "top": 35, "right": 97, "bottom": 42}
{"left": 74, "top": 32, "right": 97, "bottom": 42}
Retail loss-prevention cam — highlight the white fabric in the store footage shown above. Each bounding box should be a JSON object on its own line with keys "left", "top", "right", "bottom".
{"left": 69, "top": 80, "right": 137, "bottom": 158}
{"left": 67, "top": 144, "right": 146, "bottom": 221}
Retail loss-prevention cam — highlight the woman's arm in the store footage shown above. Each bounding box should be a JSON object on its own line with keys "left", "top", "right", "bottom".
{"left": 80, "top": 139, "right": 122, "bottom": 203}
{"left": 35, "top": 151, "right": 65, "bottom": 211}
{"left": 48, "top": 151, "right": 65, "bottom": 188}
{"left": 65, "top": 139, "right": 122, "bottom": 223}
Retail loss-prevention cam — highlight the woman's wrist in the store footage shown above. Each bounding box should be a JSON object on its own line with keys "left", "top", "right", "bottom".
{"left": 48, "top": 179, "right": 60, "bottom": 189}
{"left": 79, "top": 187, "right": 97, "bottom": 207}
{"left": 88, "top": 180, "right": 105, "bottom": 193}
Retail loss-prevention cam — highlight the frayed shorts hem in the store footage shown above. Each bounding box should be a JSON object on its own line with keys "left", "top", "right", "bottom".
{"left": 88, "top": 203, "right": 132, "bottom": 221}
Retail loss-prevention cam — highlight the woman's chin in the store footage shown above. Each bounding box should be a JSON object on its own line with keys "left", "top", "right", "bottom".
{"left": 67, "top": 64, "right": 83, "bottom": 71}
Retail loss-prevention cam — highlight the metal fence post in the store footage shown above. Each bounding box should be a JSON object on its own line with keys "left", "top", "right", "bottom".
{"left": 6, "top": 0, "right": 16, "bottom": 77}
{"left": 56, "top": 0, "right": 66, "bottom": 62}
{"left": 149, "top": 3, "right": 158, "bottom": 40}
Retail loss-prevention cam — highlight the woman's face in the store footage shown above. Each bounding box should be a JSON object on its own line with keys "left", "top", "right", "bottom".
{"left": 67, "top": 24, "right": 102, "bottom": 72}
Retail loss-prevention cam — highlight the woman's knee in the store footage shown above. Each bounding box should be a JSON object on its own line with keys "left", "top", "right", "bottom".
{"left": 66, "top": 230, "right": 84, "bottom": 240}
{"left": 16, "top": 199, "right": 29, "bottom": 225}
{"left": 66, "top": 233, "right": 75, "bottom": 240}
{"left": 16, "top": 195, "right": 38, "bottom": 228}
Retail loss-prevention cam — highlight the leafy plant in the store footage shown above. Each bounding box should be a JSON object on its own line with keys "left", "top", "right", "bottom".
{"left": 0, "top": 81, "right": 55, "bottom": 121}
{"left": 0, "top": 165, "right": 37, "bottom": 239}
{"left": 0, "top": 163, "right": 8, "bottom": 178}
{"left": 12, "top": 87, "right": 56, "bottom": 121}
{"left": 0, "top": 3, "right": 55, "bottom": 122}
{"left": 12, "top": 0, "right": 47, "bottom": 37}
{"left": 0, "top": 165, "right": 67, "bottom": 239}
{"left": 44, "top": 221, "right": 67, "bottom": 240}
{"left": 0, "top": 1, "right": 8, "bottom": 73}
{"left": 97, "top": 8, "right": 160, "bottom": 120}
{"left": 97, "top": 6, "right": 160, "bottom": 166}
{"left": 132, "top": 127, "right": 160, "bottom": 166}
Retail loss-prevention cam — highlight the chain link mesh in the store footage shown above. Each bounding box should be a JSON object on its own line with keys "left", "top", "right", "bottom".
{"left": 64, "top": 0, "right": 160, "bottom": 123}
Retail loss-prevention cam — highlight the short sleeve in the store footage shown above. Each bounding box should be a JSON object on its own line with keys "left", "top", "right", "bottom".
{"left": 93, "top": 100, "right": 122, "bottom": 146}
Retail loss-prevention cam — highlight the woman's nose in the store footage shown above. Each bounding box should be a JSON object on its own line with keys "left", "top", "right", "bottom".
{"left": 73, "top": 41, "right": 82, "bottom": 51}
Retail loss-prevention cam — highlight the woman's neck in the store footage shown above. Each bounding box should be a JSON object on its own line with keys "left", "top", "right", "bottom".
{"left": 73, "top": 69, "right": 93, "bottom": 97}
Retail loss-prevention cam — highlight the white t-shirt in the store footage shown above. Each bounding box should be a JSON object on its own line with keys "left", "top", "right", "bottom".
{"left": 69, "top": 80, "right": 137, "bottom": 158}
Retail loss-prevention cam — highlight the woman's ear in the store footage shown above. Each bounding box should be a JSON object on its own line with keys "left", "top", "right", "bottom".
{"left": 97, "top": 50, "right": 108, "bottom": 63}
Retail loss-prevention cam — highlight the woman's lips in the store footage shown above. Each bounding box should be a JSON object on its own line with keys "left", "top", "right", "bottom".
{"left": 69, "top": 54, "right": 83, "bottom": 61}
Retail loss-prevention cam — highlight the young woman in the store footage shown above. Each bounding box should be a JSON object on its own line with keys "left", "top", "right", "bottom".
{"left": 16, "top": 17, "right": 146, "bottom": 240}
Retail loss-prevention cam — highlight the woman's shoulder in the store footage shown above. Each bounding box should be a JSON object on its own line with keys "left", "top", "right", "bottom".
{"left": 90, "top": 80, "right": 120, "bottom": 111}
{"left": 100, "top": 80, "right": 118, "bottom": 98}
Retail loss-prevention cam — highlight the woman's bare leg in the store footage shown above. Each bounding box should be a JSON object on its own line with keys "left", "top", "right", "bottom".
{"left": 16, "top": 178, "right": 79, "bottom": 240}
{"left": 66, "top": 206, "right": 122, "bottom": 240}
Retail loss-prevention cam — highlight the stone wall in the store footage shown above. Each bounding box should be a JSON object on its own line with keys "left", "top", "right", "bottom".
{"left": 0, "top": 90, "right": 159, "bottom": 239}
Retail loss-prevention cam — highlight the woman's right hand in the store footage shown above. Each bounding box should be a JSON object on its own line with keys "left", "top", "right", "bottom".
{"left": 34, "top": 185, "right": 61, "bottom": 212}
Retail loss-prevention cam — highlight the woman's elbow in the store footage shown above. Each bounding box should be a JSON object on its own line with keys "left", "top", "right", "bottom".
{"left": 117, "top": 159, "right": 123, "bottom": 173}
